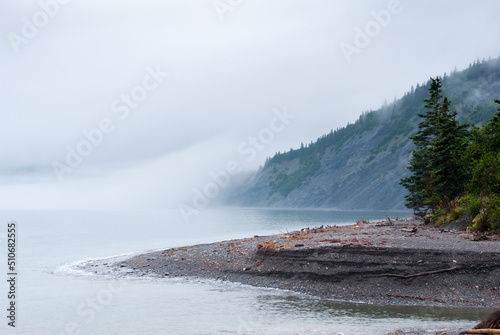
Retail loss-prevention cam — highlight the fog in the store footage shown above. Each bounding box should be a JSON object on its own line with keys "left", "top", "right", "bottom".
{"left": 1, "top": 0, "right": 500, "bottom": 212}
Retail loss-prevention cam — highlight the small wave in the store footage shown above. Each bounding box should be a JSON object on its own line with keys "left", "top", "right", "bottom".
{"left": 52, "top": 251, "right": 140, "bottom": 277}
{"left": 49, "top": 245, "right": 195, "bottom": 278}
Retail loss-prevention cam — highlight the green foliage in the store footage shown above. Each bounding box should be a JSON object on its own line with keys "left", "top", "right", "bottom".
{"left": 464, "top": 195, "right": 500, "bottom": 231}
{"left": 461, "top": 100, "right": 500, "bottom": 231}
{"left": 400, "top": 77, "right": 470, "bottom": 216}
{"left": 471, "top": 197, "right": 500, "bottom": 231}
{"left": 399, "top": 71, "right": 500, "bottom": 233}
{"left": 428, "top": 196, "right": 464, "bottom": 226}
{"left": 449, "top": 206, "right": 466, "bottom": 221}
{"left": 263, "top": 57, "right": 500, "bottom": 216}
{"left": 426, "top": 97, "right": 470, "bottom": 200}
{"left": 400, "top": 149, "right": 432, "bottom": 216}
{"left": 430, "top": 193, "right": 500, "bottom": 232}
{"left": 465, "top": 101, "right": 500, "bottom": 196}
{"left": 418, "top": 100, "right": 500, "bottom": 232}
{"left": 468, "top": 196, "right": 483, "bottom": 218}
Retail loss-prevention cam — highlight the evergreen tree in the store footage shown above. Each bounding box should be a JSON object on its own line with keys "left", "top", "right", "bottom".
{"left": 400, "top": 78, "right": 443, "bottom": 215}
{"left": 400, "top": 77, "right": 469, "bottom": 215}
{"left": 400, "top": 147, "right": 432, "bottom": 216}
{"left": 425, "top": 97, "right": 470, "bottom": 205}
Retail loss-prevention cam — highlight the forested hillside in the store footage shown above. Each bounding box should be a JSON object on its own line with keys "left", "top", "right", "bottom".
{"left": 224, "top": 57, "right": 500, "bottom": 210}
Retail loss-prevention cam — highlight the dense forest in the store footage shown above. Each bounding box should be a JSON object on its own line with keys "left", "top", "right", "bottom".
{"left": 401, "top": 77, "right": 500, "bottom": 231}
{"left": 224, "top": 57, "right": 500, "bottom": 214}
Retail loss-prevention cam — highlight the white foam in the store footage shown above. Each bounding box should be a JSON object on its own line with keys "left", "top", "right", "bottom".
{"left": 52, "top": 251, "right": 141, "bottom": 277}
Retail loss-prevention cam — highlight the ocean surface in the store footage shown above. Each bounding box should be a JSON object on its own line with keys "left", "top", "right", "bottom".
{"left": 0, "top": 208, "right": 489, "bottom": 334}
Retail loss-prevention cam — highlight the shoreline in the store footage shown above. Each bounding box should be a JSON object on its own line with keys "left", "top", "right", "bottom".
{"left": 98, "top": 218, "right": 500, "bottom": 309}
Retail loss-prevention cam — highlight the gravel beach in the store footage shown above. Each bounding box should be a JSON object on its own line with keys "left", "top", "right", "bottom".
{"left": 98, "top": 218, "right": 500, "bottom": 309}
{"left": 76, "top": 218, "right": 500, "bottom": 334}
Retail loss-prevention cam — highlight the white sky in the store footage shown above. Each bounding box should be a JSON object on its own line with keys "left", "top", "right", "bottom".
{"left": 1, "top": 0, "right": 500, "bottom": 211}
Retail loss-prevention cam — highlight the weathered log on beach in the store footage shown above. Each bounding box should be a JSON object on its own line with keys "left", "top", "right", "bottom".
{"left": 400, "top": 226, "right": 418, "bottom": 233}
{"left": 467, "top": 330, "right": 500, "bottom": 334}
{"left": 472, "top": 310, "right": 500, "bottom": 331}
{"left": 378, "top": 266, "right": 460, "bottom": 279}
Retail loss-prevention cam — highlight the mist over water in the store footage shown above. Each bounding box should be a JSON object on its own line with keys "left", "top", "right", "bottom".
{"left": 2, "top": 1, "right": 500, "bottom": 334}
{"left": 2, "top": 2, "right": 500, "bottom": 212}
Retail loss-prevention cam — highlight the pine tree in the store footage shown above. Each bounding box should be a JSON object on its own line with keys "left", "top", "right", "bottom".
{"left": 400, "top": 77, "right": 469, "bottom": 216}
{"left": 400, "top": 78, "right": 443, "bottom": 215}
{"left": 425, "top": 97, "right": 469, "bottom": 206}
{"left": 400, "top": 148, "right": 432, "bottom": 216}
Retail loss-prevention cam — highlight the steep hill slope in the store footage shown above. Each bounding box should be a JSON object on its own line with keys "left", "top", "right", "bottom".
{"left": 224, "top": 57, "right": 500, "bottom": 210}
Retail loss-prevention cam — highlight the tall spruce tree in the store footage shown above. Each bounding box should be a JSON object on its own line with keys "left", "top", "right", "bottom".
{"left": 426, "top": 97, "right": 470, "bottom": 205}
{"left": 400, "top": 77, "right": 469, "bottom": 216}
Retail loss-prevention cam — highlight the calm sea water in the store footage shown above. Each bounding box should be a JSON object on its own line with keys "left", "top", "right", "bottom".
{"left": 0, "top": 208, "right": 489, "bottom": 334}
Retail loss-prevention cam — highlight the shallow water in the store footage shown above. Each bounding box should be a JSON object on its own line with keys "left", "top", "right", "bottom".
{"left": 0, "top": 208, "right": 490, "bottom": 334}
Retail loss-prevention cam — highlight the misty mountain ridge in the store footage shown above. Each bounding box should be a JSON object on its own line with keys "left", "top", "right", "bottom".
{"left": 223, "top": 57, "right": 500, "bottom": 210}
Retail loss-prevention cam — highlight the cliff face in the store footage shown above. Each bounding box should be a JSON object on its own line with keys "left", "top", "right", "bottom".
{"left": 224, "top": 58, "right": 500, "bottom": 210}
{"left": 227, "top": 126, "right": 412, "bottom": 210}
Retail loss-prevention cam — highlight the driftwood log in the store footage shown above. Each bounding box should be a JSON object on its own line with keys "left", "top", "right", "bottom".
{"left": 475, "top": 310, "right": 500, "bottom": 328}
{"left": 467, "top": 330, "right": 500, "bottom": 334}
{"left": 400, "top": 226, "right": 418, "bottom": 233}
{"left": 379, "top": 266, "right": 460, "bottom": 279}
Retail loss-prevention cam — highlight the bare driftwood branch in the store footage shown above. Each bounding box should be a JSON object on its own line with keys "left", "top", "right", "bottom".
{"left": 400, "top": 227, "right": 418, "bottom": 233}
{"left": 467, "top": 329, "right": 500, "bottom": 334}
{"left": 473, "top": 310, "right": 500, "bottom": 331}
{"left": 379, "top": 266, "right": 460, "bottom": 279}
{"left": 376, "top": 217, "right": 393, "bottom": 226}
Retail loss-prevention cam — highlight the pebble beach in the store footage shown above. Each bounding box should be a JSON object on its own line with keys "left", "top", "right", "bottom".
{"left": 80, "top": 218, "right": 500, "bottom": 334}
{"left": 105, "top": 218, "right": 500, "bottom": 308}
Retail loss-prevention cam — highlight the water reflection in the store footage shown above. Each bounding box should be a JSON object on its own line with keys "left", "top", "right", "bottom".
{"left": 255, "top": 294, "right": 491, "bottom": 321}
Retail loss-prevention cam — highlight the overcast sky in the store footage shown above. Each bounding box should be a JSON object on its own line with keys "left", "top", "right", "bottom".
{"left": 1, "top": 0, "right": 500, "bottom": 211}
